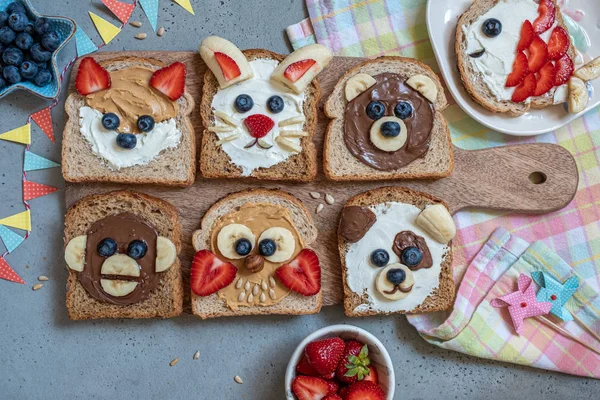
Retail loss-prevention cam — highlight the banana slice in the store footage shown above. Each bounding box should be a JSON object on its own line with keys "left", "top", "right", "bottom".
{"left": 199, "top": 36, "right": 253, "bottom": 89}
{"left": 217, "top": 224, "right": 256, "bottom": 259}
{"left": 406, "top": 74, "right": 438, "bottom": 104}
{"left": 278, "top": 116, "right": 305, "bottom": 127}
{"left": 156, "top": 236, "right": 177, "bottom": 272}
{"left": 257, "top": 227, "right": 295, "bottom": 263}
{"left": 275, "top": 136, "right": 302, "bottom": 153}
{"left": 209, "top": 126, "right": 235, "bottom": 133}
{"left": 101, "top": 279, "right": 138, "bottom": 297}
{"left": 416, "top": 204, "right": 456, "bottom": 244}
{"left": 216, "top": 133, "right": 240, "bottom": 146}
{"left": 345, "top": 73, "right": 377, "bottom": 101}
{"left": 215, "top": 111, "right": 238, "bottom": 127}
{"left": 279, "top": 130, "right": 308, "bottom": 138}
{"left": 376, "top": 264, "right": 414, "bottom": 301}
{"left": 65, "top": 235, "right": 87, "bottom": 272}
{"left": 271, "top": 44, "right": 333, "bottom": 93}
{"left": 101, "top": 254, "right": 140, "bottom": 277}
{"left": 575, "top": 56, "right": 600, "bottom": 81}
{"left": 568, "top": 77, "right": 589, "bottom": 114}
{"left": 369, "top": 117, "right": 407, "bottom": 152}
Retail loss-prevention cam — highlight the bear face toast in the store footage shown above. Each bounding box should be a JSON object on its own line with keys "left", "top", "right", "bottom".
{"left": 199, "top": 36, "right": 332, "bottom": 181}
{"left": 324, "top": 57, "right": 454, "bottom": 181}
{"left": 190, "top": 189, "right": 322, "bottom": 319}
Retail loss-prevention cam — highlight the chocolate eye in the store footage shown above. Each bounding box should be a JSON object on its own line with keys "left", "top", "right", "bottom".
{"left": 97, "top": 238, "right": 117, "bottom": 257}
{"left": 366, "top": 101, "right": 385, "bottom": 120}
{"left": 482, "top": 18, "right": 502, "bottom": 37}
{"left": 127, "top": 240, "right": 148, "bottom": 259}
{"left": 267, "top": 95, "right": 284, "bottom": 113}
{"left": 235, "top": 94, "right": 254, "bottom": 113}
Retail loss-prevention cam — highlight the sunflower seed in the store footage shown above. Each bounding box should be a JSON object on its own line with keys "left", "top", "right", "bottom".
{"left": 235, "top": 278, "right": 244, "bottom": 289}
{"left": 260, "top": 293, "right": 266, "bottom": 303}
{"left": 234, "top": 375, "right": 243, "bottom": 384}
{"left": 193, "top": 351, "right": 200, "bottom": 360}
{"left": 170, "top": 358, "right": 179, "bottom": 366}
{"left": 244, "top": 281, "right": 251, "bottom": 291}
{"left": 252, "top": 284, "right": 259, "bottom": 296}
{"left": 38, "top": 275, "right": 49, "bottom": 281}
{"left": 269, "top": 276, "right": 276, "bottom": 288}
{"left": 269, "top": 289, "right": 276, "bottom": 299}
{"left": 316, "top": 204, "right": 324, "bottom": 214}
{"left": 309, "top": 192, "right": 320, "bottom": 199}
{"left": 247, "top": 293, "right": 254, "bottom": 303}
{"left": 261, "top": 280, "right": 268, "bottom": 291}
{"left": 135, "top": 33, "right": 147, "bottom": 40}
{"left": 325, "top": 194, "right": 334, "bottom": 205}
{"left": 32, "top": 283, "right": 43, "bottom": 291}
{"left": 238, "top": 292, "right": 246, "bottom": 302}
{"left": 157, "top": 26, "right": 165, "bottom": 37}
{"left": 130, "top": 21, "right": 142, "bottom": 27}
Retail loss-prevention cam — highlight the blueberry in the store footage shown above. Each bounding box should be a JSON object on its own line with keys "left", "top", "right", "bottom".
{"left": 116, "top": 133, "right": 137, "bottom": 149}
{"left": 35, "top": 61, "right": 47, "bottom": 70}
{"left": 380, "top": 121, "right": 400, "bottom": 138}
{"left": 24, "top": 23, "right": 33, "bottom": 35}
{"left": 366, "top": 101, "right": 385, "bottom": 120}
{"left": 267, "top": 95, "right": 284, "bottom": 113}
{"left": 32, "top": 68, "right": 51, "bottom": 86}
{"left": 19, "top": 60, "right": 37, "bottom": 79}
{"left": 482, "top": 18, "right": 502, "bottom": 38}
{"left": 137, "top": 115, "right": 155, "bottom": 132}
{"left": 102, "top": 113, "right": 120, "bottom": 130}
{"left": 41, "top": 31, "right": 60, "bottom": 51}
{"left": 386, "top": 268, "right": 406, "bottom": 285}
{"left": 235, "top": 238, "right": 252, "bottom": 256}
{"left": 14, "top": 31, "right": 32, "bottom": 50}
{"left": 97, "top": 238, "right": 117, "bottom": 257}
{"left": 127, "top": 240, "right": 148, "bottom": 259}
{"left": 394, "top": 101, "right": 413, "bottom": 119}
{"left": 0, "top": 11, "right": 8, "bottom": 27}
{"left": 258, "top": 239, "right": 276, "bottom": 257}
{"left": 34, "top": 17, "right": 50, "bottom": 35}
{"left": 2, "top": 65, "right": 20, "bottom": 84}
{"left": 2, "top": 46, "right": 23, "bottom": 65}
{"left": 7, "top": 2, "right": 27, "bottom": 15}
{"left": 370, "top": 249, "right": 390, "bottom": 267}
{"left": 30, "top": 43, "right": 51, "bottom": 62}
{"left": 0, "top": 76, "right": 7, "bottom": 89}
{"left": 234, "top": 94, "right": 253, "bottom": 113}
{"left": 0, "top": 26, "right": 16, "bottom": 44}
{"left": 8, "top": 12, "right": 29, "bottom": 32}
{"left": 401, "top": 246, "right": 422, "bottom": 267}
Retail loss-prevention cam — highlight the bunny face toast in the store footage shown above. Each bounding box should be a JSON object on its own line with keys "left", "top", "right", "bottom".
{"left": 199, "top": 37, "right": 332, "bottom": 181}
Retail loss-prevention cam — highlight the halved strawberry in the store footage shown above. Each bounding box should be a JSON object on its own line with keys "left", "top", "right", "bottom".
{"left": 345, "top": 381, "right": 386, "bottom": 400}
{"left": 323, "top": 395, "right": 342, "bottom": 400}
{"left": 533, "top": 0, "right": 555, "bottom": 34}
{"left": 511, "top": 72, "right": 536, "bottom": 102}
{"left": 190, "top": 250, "right": 237, "bottom": 296}
{"left": 336, "top": 341, "right": 371, "bottom": 384}
{"left": 305, "top": 337, "right": 346, "bottom": 376}
{"left": 548, "top": 26, "right": 569, "bottom": 60}
{"left": 517, "top": 20, "right": 534, "bottom": 52}
{"left": 284, "top": 59, "right": 316, "bottom": 82}
{"left": 363, "top": 366, "right": 378, "bottom": 385}
{"left": 505, "top": 51, "right": 529, "bottom": 87}
{"left": 150, "top": 62, "right": 186, "bottom": 101}
{"left": 296, "top": 354, "right": 319, "bottom": 376}
{"left": 291, "top": 376, "right": 330, "bottom": 400}
{"left": 244, "top": 114, "right": 274, "bottom": 138}
{"left": 528, "top": 35, "right": 548, "bottom": 73}
{"left": 75, "top": 57, "right": 111, "bottom": 95}
{"left": 554, "top": 54, "right": 574, "bottom": 86}
{"left": 214, "top": 52, "right": 241, "bottom": 81}
{"left": 533, "top": 61, "right": 556, "bottom": 96}
{"left": 275, "top": 248, "right": 321, "bottom": 296}
{"left": 325, "top": 380, "right": 339, "bottom": 395}
{"left": 339, "top": 387, "right": 350, "bottom": 399}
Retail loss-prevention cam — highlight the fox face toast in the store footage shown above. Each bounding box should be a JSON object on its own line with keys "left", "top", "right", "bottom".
{"left": 199, "top": 36, "right": 332, "bottom": 181}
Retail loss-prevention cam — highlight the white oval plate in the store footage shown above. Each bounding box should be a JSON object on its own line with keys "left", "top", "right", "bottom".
{"left": 426, "top": 0, "right": 600, "bottom": 136}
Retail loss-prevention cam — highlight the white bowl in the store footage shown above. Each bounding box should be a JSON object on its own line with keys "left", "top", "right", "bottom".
{"left": 285, "top": 324, "right": 395, "bottom": 400}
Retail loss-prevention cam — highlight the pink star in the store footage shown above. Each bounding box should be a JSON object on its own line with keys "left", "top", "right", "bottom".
{"left": 491, "top": 273, "right": 552, "bottom": 335}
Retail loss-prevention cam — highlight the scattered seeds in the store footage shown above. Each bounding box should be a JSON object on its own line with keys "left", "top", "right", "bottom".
{"left": 316, "top": 204, "right": 324, "bottom": 214}
{"left": 32, "top": 283, "right": 43, "bottom": 291}
{"left": 234, "top": 375, "right": 243, "bottom": 384}
{"left": 325, "top": 194, "right": 335, "bottom": 205}
{"left": 135, "top": 33, "right": 147, "bottom": 40}
{"left": 157, "top": 26, "right": 165, "bottom": 37}
{"left": 170, "top": 358, "right": 179, "bottom": 366}
{"left": 130, "top": 21, "right": 142, "bottom": 27}
{"left": 309, "top": 192, "right": 320, "bottom": 199}
{"left": 269, "top": 276, "right": 276, "bottom": 288}
{"left": 193, "top": 351, "right": 200, "bottom": 360}
{"left": 38, "top": 275, "right": 49, "bottom": 281}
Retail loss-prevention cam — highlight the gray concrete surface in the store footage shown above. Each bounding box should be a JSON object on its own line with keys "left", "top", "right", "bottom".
{"left": 0, "top": 1, "right": 598, "bottom": 399}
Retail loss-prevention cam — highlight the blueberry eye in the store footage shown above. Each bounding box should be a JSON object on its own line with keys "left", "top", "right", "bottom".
{"left": 370, "top": 249, "right": 389, "bottom": 267}
{"left": 394, "top": 101, "right": 413, "bottom": 119}
{"left": 137, "top": 115, "right": 155, "bottom": 132}
{"left": 127, "top": 240, "right": 148, "bottom": 259}
{"left": 235, "top": 94, "right": 254, "bottom": 113}
{"left": 401, "top": 247, "right": 422, "bottom": 267}
{"left": 116, "top": 133, "right": 136, "bottom": 149}
{"left": 97, "top": 238, "right": 117, "bottom": 257}
{"left": 482, "top": 18, "right": 502, "bottom": 38}
{"left": 258, "top": 239, "right": 276, "bottom": 257}
{"left": 267, "top": 95, "right": 284, "bottom": 113}
{"left": 366, "top": 101, "right": 385, "bottom": 120}
{"left": 101, "top": 113, "right": 120, "bottom": 130}
{"left": 387, "top": 268, "right": 406, "bottom": 285}
{"left": 235, "top": 238, "right": 252, "bottom": 256}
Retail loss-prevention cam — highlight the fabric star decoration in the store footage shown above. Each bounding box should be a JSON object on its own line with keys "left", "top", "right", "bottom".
{"left": 491, "top": 273, "right": 552, "bottom": 335}
{"left": 531, "top": 271, "right": 579, "bottom": 321}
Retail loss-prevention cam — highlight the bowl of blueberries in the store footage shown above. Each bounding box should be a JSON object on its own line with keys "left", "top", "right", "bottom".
{"left": 0, "top": 0, "right": 75, "bottom": 99}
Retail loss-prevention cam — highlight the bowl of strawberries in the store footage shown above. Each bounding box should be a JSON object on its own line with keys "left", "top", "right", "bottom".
{"left": 285, "top": 324, "right": 394, "bottom": 400}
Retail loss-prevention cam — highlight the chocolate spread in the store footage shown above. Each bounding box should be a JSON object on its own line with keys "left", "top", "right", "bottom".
{"left": 384, "top": 284, "right": 414, "bottom": 295}
{"left": 392, "top": 231, "right": 433, "bottom": 271}
{"left": 344, "top": 73, "right": 435, "bottom": 170}
{"left": 80, "top": 213, "right": 159, "bottom": 306}
{"left": 338, "top": 206, "right": 376, "bottom": 243}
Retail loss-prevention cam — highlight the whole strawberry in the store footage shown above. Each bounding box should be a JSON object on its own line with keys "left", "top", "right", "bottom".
{"left": 304, "top": 337, "right": 345, "bottom": 376}
{"left": 335, "top": 341, "right": 372, "bottom": 384}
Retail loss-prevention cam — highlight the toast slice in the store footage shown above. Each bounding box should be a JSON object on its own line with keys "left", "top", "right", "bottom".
{"left": 62, "top": 56, "right": 196, "bottom": 186}
{"left": 339, "top": 186, "right": 455, "bottom": 317}
{"left": 191, "top": 188, "right": 321, "bottom": 319}
{"left": 64, "top": 190, "right": 183, "bottom": 320}
{"left": 324, "top": 57, "right": 454, "bottom": 181}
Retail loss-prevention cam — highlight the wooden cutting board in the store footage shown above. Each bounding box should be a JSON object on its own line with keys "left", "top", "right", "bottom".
{"left": 65, "top": 51, "right": 578, "bottom": 307}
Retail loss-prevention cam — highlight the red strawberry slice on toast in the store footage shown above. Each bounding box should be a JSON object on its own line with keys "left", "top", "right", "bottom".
{"left": 276, "top": 248, "right": 321, "bottom": 296}
{"left": 190, "top": 250, "right": 238, "bottom": 296}
{"left": 511, "top": 72, "right": 537, "bottom": 103}
{"left": 554, "top": 54, "right": 574, "bottom": 86}
{"left": 243, "top": 114, "right": 274, "bottom": 138}
{"left": 75, "top": 57, "right": 111, "bottom": 95}
{"left": 291, "top": 376, "right": 330, "bottom": 400}
{"left": 344, "top": 381, "right": 386, "bottom": 400}
{"left": 533, "top": 61, "right": 556, "bottom": 97}
{"left": 150, "top": 62, "right": 186, "bottom": 101}
{"left": 548, "top": 26, "right": 570, "bottom": 61}
{"left": 517, "top": 20, "right": 534, "bottom": 52}
{"left": 505, "top": 51, "right": 529, "bottom": 88}
{"left": 304, "top": 337, "right": 345, "bottom": 376}
{"left": 533, "top": 0, "right": 555, "bottom": 34}
{"left": 284, "top": 59, "right": 316, "bottom": 82}
{"left": 528, "top": 35, "right": 548, "bottom": 73}
{"left": 336, "top": 341, "right": 371, "bottom": 384}
{"left": 296, "top": 353, "right": 319, "bottom": 376}
{"left": 214, "top": 51, "right": 241, "bottom": 81}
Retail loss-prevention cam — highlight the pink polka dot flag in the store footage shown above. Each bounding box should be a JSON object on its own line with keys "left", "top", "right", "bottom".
{"left": 0, "top": 257, "right": 24, "bottom": 284}
{"left": 23, "top": 180, "right": 59, "bottom": 202}
{"left": 30, "top": 107, "right": 54, "bottom": 142}
{"left": 101, "top": 0, "right": 136, "bottom": 24}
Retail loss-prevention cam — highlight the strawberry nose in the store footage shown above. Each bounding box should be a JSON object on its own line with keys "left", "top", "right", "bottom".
{"left": 244, "top": 114, "right": 274, "bottom": 138}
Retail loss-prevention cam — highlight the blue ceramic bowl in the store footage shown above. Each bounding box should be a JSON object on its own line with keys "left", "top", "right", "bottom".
{"left": 0, "top": 0, "right": 75, "bottom": 99}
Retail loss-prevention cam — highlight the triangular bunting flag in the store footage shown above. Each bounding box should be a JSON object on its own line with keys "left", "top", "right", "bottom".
{"left": 0, "top": 257, "right": 24, "bottom": 284}
{"left": 102, "top": 0, "right": 135, "bottom": 24}
{"left": 89, "top": 11, "right": 122, "bottom": 44}
{"left": 173, "top": 0, "right": 195, "bottom": 15}
{"left": 0, "top": 123, "right": 30, "bottom": 145}
{"left": 139, "top": 0, "right": 158, "bottom": 31}
{"left": 74, "top": 25, "right": 98, "bottom": 57}
{"left": 24, "top": 151, "right": 60, "bottom": 171}
{"left": 23, "top": 180, "right": 59, "bottom": 201}
{"left": 30, "top": 107, "right": 54, "bottom": 142}
{"left": 0, "top": 225, "right": 25, "bottom": 253}
{"left": 0, "top": 210, "right": 31, "bottom": 231}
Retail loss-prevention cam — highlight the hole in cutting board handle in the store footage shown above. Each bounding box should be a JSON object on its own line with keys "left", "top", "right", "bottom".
{"left": 529, "top": 171, "right": 547, "bottom": 185}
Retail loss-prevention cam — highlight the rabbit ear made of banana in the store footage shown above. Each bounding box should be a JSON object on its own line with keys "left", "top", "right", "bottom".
{"left": 271, "top": 44, "right": 333, "bottom": 94}
{"left": 199, "top": 36, "right": 254, "bottom": 89}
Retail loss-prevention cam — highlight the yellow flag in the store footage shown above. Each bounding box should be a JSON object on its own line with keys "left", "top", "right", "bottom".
{"left": 174, "top": 0, "right": 195, "bottom": 15}
{"left": 0, "top": 123, "right": 30, "bottom": 145}
{"left": 0, "top": 210, "right": 31, "bottom": 231}
{"left": 89, "top": 12, "right": 121, "bottom": 44}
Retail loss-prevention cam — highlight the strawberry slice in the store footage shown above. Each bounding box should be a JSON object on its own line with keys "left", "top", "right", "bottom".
{"left": 505, "top": 51, "right": 529, "bottom": 87}
{"left": 284, "top": 59, "right": 316, "bottom": 82}
{"left": 345, "top": 381, "right": 386, "bottom": 400}
{"left": 214, "top": 52, "right": 241, "bottom": 81}
{"left": 323, "top": 395, "right": 342, "bottom": 400}
{"left": 533, "top": 0, "right": 555, "bottom": 34}
{"left": 533, "top": 61, "right": 556, "bottom": 96}
{"left": 190, "top": 250, "right": 237, "bottom": 296}
{"left": 305, "top": 337, "right": 345, "bottom": 376}
{"left": 517, "top": 20, "right": 534, "bottom": 52}
{"left": 554, "top": 54, "right": 574, "bottom": 86}
{"left": 150, "top": 62, "right": 186, "bottom": 101}
{"left": 276, "top": 248, "right": 321, "bottom": 296}
{"left": 291, "top": 376, "right": 330, "bottom": 400}
{"left": 548, "top": 27, "right": 570, "bottom": 60}
{"left": 75, "top": 57, "right": 111, "bottom": 95}
{"left": 511, "top": 72, "right": 536, "bottom": 102}
{"left": 244, "top": 114, "right": 274, "bottom": 138}
{"left": 528, "top": 35, "right": 548, "bottom": 73}
{"left": 296, "top": 354, "right": 319, "bottom": 376}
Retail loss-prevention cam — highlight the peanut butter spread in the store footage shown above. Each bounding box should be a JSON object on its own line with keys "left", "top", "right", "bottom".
{"left": 210, "top": 203, "right": 304, "bottom": 310}
{"left": 85, "top": 67, "right": 178, "bottom": 134}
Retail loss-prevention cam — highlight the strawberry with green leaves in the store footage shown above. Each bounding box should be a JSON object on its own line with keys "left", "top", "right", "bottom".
{"left": 335, "top": 341, "right": 372, "bottom": 384}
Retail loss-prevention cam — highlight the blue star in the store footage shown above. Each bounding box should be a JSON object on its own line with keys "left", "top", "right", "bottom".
{"left": 531, "top": 271, "right": 579, "bottom": 321}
